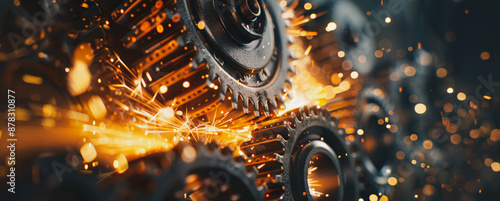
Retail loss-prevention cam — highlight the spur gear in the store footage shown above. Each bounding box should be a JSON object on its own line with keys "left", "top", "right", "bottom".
{"left": 88, "top": 0, "right": 293, "bottom": 128}
{"left": 105, "top": 142, "right": 266, "bottom": 201}
{"left": 241, "top": 106, "right": 358, "bottom": 201}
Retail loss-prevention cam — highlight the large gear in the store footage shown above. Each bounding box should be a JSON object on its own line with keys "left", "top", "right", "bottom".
{"left": 87, "top": 0, "right": 294, "bottom": 128}
{"left": 105, "top": 142, "right": 266, "bottom": 201}
{"left": 241, "top": 106, "right": 358, "bottom": 201}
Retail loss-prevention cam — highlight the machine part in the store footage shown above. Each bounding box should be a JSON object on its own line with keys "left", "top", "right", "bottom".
{"left": 241, "top": 106, "right": 358, "bottom": 201}
{"left": 88, "top": 0, "right": 294, "bottom": 128}
{"left": 105, "top": 142, "right": 266, "bottom": 201}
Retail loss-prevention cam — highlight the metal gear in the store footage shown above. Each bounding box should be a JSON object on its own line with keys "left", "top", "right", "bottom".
{"left": 105, "top": 142, "right": 266, "bottom": 201}
{"left": 89, "top": 0, "right": 294, "bottom": 128}
{"left": 241, "top": 106, "right": 358, "bottom": 201}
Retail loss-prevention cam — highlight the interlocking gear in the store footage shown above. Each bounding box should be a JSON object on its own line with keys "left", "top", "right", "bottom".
{"left": 241, "top": 106, "right": 358, "bottom": 201}
{"left": 89, "top": 0, "right": 294, "bottom": 128}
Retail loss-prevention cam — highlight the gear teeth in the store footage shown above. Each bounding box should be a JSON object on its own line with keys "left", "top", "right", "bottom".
{"left": 208, "top": 65, "right": 217, "bottom": 81}
{"left": 287, "top": 35, "right": 295, "bottom": 44}
{"left": 287, "top": 64, "right": 296, "bottom": 74}
{"left": 98, "top": 0, "right": 299, "bottom": 128}
{"left": 221, "top": 81, "right": 229, "bottom": 96}
{"left": 284, "top": 19, "right": 291, "bottom": 28}
{"left": 277, "top": 95, "right": 286, "bottom": 108}
{"left": 236, "top": 98, "right": 247, "bottom": 115}
{"left": 242, "top": 106, "right": 359, "bottom": 200}
{"left": 260, "top": 101, "right": 270, "bottom": 117}
{"left": 291, "top": 112, "right": 301, "bottom": 125}
{"left": 218, "top": 78, "right": 227, "bottom": 101}
{"left": 279, "top": 5, "right": 287, "bottom": 12}
{"left": 195, "top": 57, "right": 205, "bottom": 68}
{"left": 270, "top": 97, "right": 279, "bottom": 114}
{"left": 250, "top": 98, "right": 260, "bottom": 117}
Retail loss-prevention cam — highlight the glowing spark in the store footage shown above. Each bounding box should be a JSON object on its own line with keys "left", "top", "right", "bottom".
{"left": 326, "top": 22, "right": 337, "bottom": 32}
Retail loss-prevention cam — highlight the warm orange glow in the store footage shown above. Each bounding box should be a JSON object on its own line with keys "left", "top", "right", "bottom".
{"left": 423, "top": 140, "right": 433, "bottom": 149}
{"left": 388, "top": 177, "right": 398, "bottom": 186}
{"left": 156, "top": 24, "right": 164, "bottom": 33}
{"left": 480, "top": 52, "right": 490, "bottom": 60}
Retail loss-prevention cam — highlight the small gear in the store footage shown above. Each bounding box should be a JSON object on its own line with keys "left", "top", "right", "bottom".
{"left": 241, "top": 106, "right": 358, "bottom": 201}
{"left": 105, "top": 142, "right": 266, "bottom": 201}
{"left": 88, "top": 0, "right": 294, "bottom": 128}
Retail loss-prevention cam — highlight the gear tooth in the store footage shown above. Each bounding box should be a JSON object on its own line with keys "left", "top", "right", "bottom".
{"left": 310, "top": 108, "right": 319, "bottom": 118}
{"left": 288, "top": 49, "right": 297, "bottom": 60}
{"left": 219, "top": 90, "right": 226, "bottom": 101}
{"left": 324, "top": 110, "right": 333, "bottom": 120}
{"left": 284, "top": 19, "right": 291, "bottom": 27}
{"left": 301, "top": 109, "right": 309, "bottom": 120}
{"left": 277, "top": 134, "right": 287, "bottom": 146}
{"left": 221, "top": 83, "right": 229, "bottom": 96}
{"left": 208, "top": 66, "right": 217, "bottom": 82}
{"left": 275, "top": 154, "right": 284, "bottom": 164}
{"left": 248, "top": 166, "right": 259, "bottom": 180}
{"left": 227, "top": 89, "right": 237, "bottom": 109}
{"left": 195, "top": 56, "right": 205, "bottom": 67}
{"left": 257, "top": 185, "right": 268, "bottom": 197}
{"left": 287, "top": 63, "right": 296, "bottom": 74}
{"left": 330, "top": 115, "right": 340, "bottom": 126}
{"left": 261, "top": 101, "right": 270, "bottom": 117}
{"left": 279, "top": 5, "right": 287, "bottom": 12}
{"left": 250, "top": 98, "right": 260, "bottom": 117}
{"left": 287, "top": 35, "right": 295, "bottom": 44}
{"left": 270, "top": 97, "right": 279, "bottom": 113}
{"left": 237, "top": 94, "right": 248, "bottom": 113}
{"left": 190, "top": 61, "right": 199, "bottom": 70}
{"left": 291, "top": 113, "right": 300, "bottom": 125}
{"left": 286, "top": 91, "right": 293, "bottom": 100}
{"left": 277, "top": 94, "right": 286, "bottom": 107}
{"left": 284, "top": 120, "right": 293, "bottom": 131}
